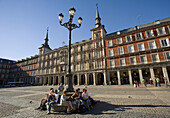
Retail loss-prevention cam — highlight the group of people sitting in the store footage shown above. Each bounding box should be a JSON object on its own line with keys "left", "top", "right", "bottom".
{"left": 36, "top": 83, "right": 96, "bottom": 114}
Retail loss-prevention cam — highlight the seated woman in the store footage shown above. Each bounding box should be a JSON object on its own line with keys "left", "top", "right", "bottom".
{"left": 71, "top": 89, "right": 81, "bottom": 112}
{"left": 82, "top": 89, "right": 91, "bottom": 110}
{"left": 60, "top": 91, "right": 74, "bottom": 113}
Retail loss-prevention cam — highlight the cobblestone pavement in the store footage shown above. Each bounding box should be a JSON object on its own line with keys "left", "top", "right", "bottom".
{"left": 0, "top": 85, "right": 170, "bottom": 118}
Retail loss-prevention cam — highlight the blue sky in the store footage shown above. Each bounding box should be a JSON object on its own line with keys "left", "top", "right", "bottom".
{"left": 0, "top": 0, "right": 170, "bottom": 60}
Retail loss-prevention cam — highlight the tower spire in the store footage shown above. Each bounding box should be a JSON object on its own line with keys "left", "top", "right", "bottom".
{"left": 95, "top": 3, "right": 101, "bottom": 28}
{"left": 45, "top": 27, "right": 49, "bottom": 40}
{"left": 44, "top": 27, "right": 49, "bottom": 46}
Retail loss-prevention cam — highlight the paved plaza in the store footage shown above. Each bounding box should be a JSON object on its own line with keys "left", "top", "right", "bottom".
{"left": 0, "top": 85, "right": 170, "bottom": 118}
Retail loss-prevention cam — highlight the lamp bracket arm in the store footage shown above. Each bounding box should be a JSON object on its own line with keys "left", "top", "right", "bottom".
{"left": 71, "top": 23, "right": 80, "bottom": 30}
{"left": 60, "top": 22, "right": 69, "bottom": 29}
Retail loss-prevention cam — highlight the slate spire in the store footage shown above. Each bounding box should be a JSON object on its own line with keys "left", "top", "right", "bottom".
{"left": 95, "top": 4, "right": 101, "bottom": 28}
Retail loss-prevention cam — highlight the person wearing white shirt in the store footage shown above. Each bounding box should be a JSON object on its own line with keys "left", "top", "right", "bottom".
{"left": 82, "top": 89, "right": 91, "bottom": 110}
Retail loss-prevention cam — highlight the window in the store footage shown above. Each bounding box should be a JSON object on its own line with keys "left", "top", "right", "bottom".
{"left": 128, "top": 45, "right": 134, "bottom": 53}
{"left": 108, "top": 49, "right": 114, "bottom": 56}
{"left": 168, "top": 26, "right": 170, "bottom": 32}
{"left": 81, "top": 46, "right": 83, "bottom": 51}
{"left": 118, "top": 47, "right": 124, "bottom": 55}
{"left": 95, "top": 33, "right": 100, "bottom": 39}
{"left": 140, "top": 55, "right": 147, "bottom": 64}
{"left": 81, "top": 54, "right": 84, "bottom": 60}
{"left": 151, "top": 53, "right": 159, "bottom": 62}
{"left": 1, "top": 74, "right": 4, "bottom": 78}
{"left": 88, "top": 44, "right": 91, "bottom": 49}
{"left": 120, "top": 58, "right": 126, "bottom": 66}
{"left": 117, "top": 38, "right": 122, "bottom": 44}
{"left": 96, "top": 42, "right": 99, "bottom": 48}
{"left": 145, "top": 30, "right": 154, "bottom": 38}
{"left": 109, "top": 60, "right": 115, "bottom": 67}
{"left": 129, "top": 57, "right": 136, "bottom": 65}
{"left": 135, "top": 33, "right": 143, "bottom": 40}
{"left": 46, "top": 55, "right": 48, "bottom": 60}
{"left": 89, "top": 53, "right": 92, "bottom": 59}
{"left": 148, "top": 41, "right": 157, "bottom": 49}
{"left": 96, "top": 52, "right": 100, "bottom": 58}
{"left": 107, "top": 40, "right": 113, "bottom": 47}
{"left": 164, "top": 52, "right": 170, "bottom": 61}
{"left": 126, "top": 35, "right": 132, "bottom": 42}
{"left": 160, "top": 38, "right": 169, "bottom": 47}
{"left": 157, "top": 27, "right": 166, "bottom": 35}
{"left": 138, "top": 43, "right": 145, "bottom": 51}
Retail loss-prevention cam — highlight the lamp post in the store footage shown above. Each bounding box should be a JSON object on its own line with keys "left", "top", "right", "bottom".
{"left": 58, "top": 8, "right": 82, "bottom": 92}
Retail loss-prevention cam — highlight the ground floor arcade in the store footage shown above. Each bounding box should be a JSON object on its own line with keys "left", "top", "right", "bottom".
{"left": 35, "top": 70, "right": 108, "bottom": 86}
{"left": 107, "top": 64, "right": 170, "bottom": 85}
{"left": 16, "top": 64, "right": 170, "bottom": 86}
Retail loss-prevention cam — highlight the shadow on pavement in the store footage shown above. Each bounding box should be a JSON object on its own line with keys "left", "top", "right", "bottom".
{"left": 50, "top": 100, "right": 170, "bottom": 116}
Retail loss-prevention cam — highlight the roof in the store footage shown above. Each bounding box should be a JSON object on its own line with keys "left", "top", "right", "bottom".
{"left": 106, "top": 17, "right": 170, "bottom": 38}
{"left": 0, "top": 58, "right": 15, "bottom": 64}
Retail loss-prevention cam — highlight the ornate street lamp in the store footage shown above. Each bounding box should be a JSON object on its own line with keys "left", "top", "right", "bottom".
{"left": 58, "top": 8, "right": 82, "bottom": 92}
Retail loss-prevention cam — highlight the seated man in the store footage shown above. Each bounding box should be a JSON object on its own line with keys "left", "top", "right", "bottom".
{"left": 82, "top": 89, "right": 97, "bottom": 105}
{"left": 71, "top": 89, "right": 81, "bottom": 112}
{"left": 46, "top": 89, "right": 59, "bottom": 114}
{"left": 82, "top": 89, "right": 91, "bottom": 110}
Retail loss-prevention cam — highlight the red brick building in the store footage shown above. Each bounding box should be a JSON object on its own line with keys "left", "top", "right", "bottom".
{"left": 105, "top": 19, "right": 170, "bottom": 85}
{"left": 0, "top": 58, "right": 15, "bottom": 85}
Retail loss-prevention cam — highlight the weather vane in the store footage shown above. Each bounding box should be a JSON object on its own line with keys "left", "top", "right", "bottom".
{"left": 96, "top": 3, "right": 98, "bottom": 7}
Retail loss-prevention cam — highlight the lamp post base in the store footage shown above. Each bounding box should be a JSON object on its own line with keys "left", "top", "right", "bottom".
{"left": 66, "top": 73, "right": 74, "bottom": 92}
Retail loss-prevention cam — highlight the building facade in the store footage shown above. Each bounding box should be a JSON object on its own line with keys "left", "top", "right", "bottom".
{"left": 1, "top": 7, "right": 170, "bottom": 86}
{"left": 105, "top": 19, "right": 170, "bottom": 85}
{"left": 0, "top": 58, "right": 15, "bottom": 85}
{"left": 11, "top": 55, "right": 38, "bottom": 85}
{"left": 36, "top": 6, "right": 107, "bottom": 86}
